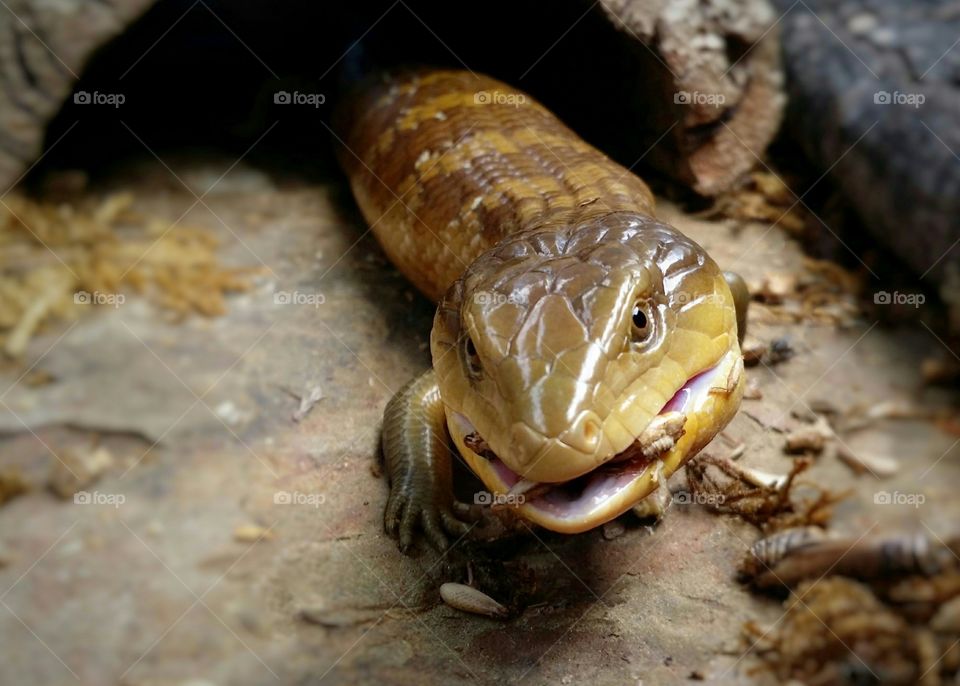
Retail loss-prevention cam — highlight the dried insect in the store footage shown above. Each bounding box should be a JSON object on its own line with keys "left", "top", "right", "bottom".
{"left": 685, "top": 454, "right": 843, "bottom": 532}
{"left": 463, "top": 432, "right": 497, "bottom": 460}
{"left": 744, "top": 577, "right": 934, "bottom": 685}
{"left": 638, "top": 411, "right": 686, "bottom": 458}
{"left": 742, "top": 529, "right": 960, "bottom": 590}
{"left": 631, "top": 459, "right": 672, "bottom": 520}
{"left": 740, "top": 526, "right": 827, "bottom": 585}
{"left": 440, "top": 582, "right": 509, "bottom": 619}
{"left": 932, "top": 596, "right": 960, "bottom": 633}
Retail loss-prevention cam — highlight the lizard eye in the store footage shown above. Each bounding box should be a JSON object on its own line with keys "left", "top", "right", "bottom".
{"left": 631, "top": 301, "right": 653, "bottom": 341}
{"left": 463, "top": 336, "right": 483, "bottom": 378}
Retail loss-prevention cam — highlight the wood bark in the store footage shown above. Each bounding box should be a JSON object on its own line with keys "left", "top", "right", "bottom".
{"left": 0, "top": 0, "right": 785, "bottom": 198}
{"left": 0, "top": 0, "right": 153, "bottom": 189}
{"left": 775, "top": 0, "right": 960, "bottom": 320}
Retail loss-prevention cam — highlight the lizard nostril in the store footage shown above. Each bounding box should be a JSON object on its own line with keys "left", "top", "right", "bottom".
{"left": 583, "top": 419, "right": 599, "bottom": 444}
{"left": 563, "top": 412, "right": 602, "bottom": 453}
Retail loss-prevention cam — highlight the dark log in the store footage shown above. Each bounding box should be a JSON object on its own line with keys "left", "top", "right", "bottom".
{"left": 0, "top": 0, "right": 785, "bottom": 198}
{"left": 595, "top": 0, "right": 785, "bottom": 195}
{"left": 0, "top": 0, "right": 153, "bottom": 189}
{"left": 775, "top": 0, "right": 960, "bottom": 324}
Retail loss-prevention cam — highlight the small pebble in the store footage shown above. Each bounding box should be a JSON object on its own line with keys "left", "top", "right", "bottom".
{"left": 602, "top": 520, "right": 626, "bottom": 540}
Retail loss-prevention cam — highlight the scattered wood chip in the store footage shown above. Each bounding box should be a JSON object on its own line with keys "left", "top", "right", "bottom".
{"left": 937, "top": 416, "right": 960, "bottom": 438}
{"left": 742, "top": 336, "right": 795, "bottom": 367}
{"left": 297, "top": 605, "right": 384, "bottom": 628}
{"left": 836, "top": 444, "right": 900, "bottom": 477}
{"left": 739, "top": 466, "right": 789, "bottom": 490}
{"left": 0, "top": 192, "right": 257, "bottom": 357}
{"left": 784, "top": 416, "right": 834, "bottom": 455}
{"left": 921, "top": 356, "right": 960, "bottom": 386}
{"left": 755, "top": 272, "right": 798, "bottom": 304}
{"left": 741, "top": 337, "right": 766, "bottom": 367}
{"left": 233, "top": 524, "right": 274, "bottom": 543}
{"left": 723, "top": 440, "right": 747, "bottom": 461}
{"left": 710, "top": 171, "right": 807, "bottom": 235}
{"left": 864, "top": 400, "right": 924, "bottom": 421}
{"left": 807, "top": 398, "right": 840, "bottom": 416}
{"left": 290, "top": 384, "right": 324, "bottom": 422}
{"left": 0, "top": 469, "right": 28, "bottom": 506}
{"left": 743, "top": 378, "right": 763, "bottom": 399}
{"left": 931, "top": 596, "right": 960, "bottom": 633}
{"left": 841, "top": 399, "right": 930, "bottom": 432}
{"left": 766, "top": 338, "right": 796, "bottom": 365}
{"left": 47, "top": 446, "right": 113, "bottom": 499}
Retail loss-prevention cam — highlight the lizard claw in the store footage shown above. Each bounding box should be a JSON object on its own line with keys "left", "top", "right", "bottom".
{"left": 385, "top": 485, "right": 475, "bottom": 553}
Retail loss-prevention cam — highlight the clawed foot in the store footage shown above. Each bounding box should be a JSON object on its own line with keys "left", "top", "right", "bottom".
{"left": 384, "top": 483, "right": 480, "bottom": 553}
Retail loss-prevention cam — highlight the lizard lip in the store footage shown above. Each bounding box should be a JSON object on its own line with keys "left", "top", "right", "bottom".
{"left": 449, "top": 348, "right": 743, "bottom": 533}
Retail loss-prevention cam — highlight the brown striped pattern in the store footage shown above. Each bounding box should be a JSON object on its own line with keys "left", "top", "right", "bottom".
{"left": 335, "top": 69, "right": 656, "bottom": 301}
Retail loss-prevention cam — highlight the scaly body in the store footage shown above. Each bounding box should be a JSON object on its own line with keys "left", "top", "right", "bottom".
{"left": 335, "top": 70, "right": 747, "bottom": 550}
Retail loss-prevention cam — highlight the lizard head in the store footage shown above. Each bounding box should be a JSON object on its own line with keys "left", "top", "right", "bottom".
{"left": 431, "top": 212, "right": 745, "bottom": 533}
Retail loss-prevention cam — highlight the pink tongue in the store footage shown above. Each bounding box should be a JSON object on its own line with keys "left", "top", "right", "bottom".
{"left": 490, "top": 457, "right": 650, "bottom": 522}
{"left": 661, "top": 366, "right": 713, "bottom": 414}
{"left": 491, "top": 460, "right": 521, "bottom": 488}
{"left": 532, "top": 467, "right": 645, "bottom": 520}
{"left": 483, "top": 363, "right": 720, "bottom": 522}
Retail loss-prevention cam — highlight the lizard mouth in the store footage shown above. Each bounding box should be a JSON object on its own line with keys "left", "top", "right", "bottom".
{"left": 447, "top": 348, "right": 743, "bottom": 533}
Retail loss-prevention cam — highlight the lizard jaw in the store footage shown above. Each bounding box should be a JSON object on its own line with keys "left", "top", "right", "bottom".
{"left": 447, "top": 348, "right": 744, "bottom": 533}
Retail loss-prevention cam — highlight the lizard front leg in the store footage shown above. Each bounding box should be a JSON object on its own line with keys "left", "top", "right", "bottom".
{"left": 381, "top": 369, "right": 476, "bottom": 552}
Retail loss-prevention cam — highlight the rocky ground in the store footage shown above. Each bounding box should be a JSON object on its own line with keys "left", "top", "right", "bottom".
{"left": 0, "top": 155, "right": 957, "bottom": 685}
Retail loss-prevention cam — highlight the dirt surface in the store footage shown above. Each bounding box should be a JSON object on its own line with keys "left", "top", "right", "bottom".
{"left": 0, "top": 156, "right": 957, "bottom": 685}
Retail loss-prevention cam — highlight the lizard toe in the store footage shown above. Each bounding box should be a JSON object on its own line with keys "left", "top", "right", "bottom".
{"left": 421, "top": 509, "right": 450, "bottom": 551}
{"left": 440, "top": 508, "right": 473, "bottom": 538}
